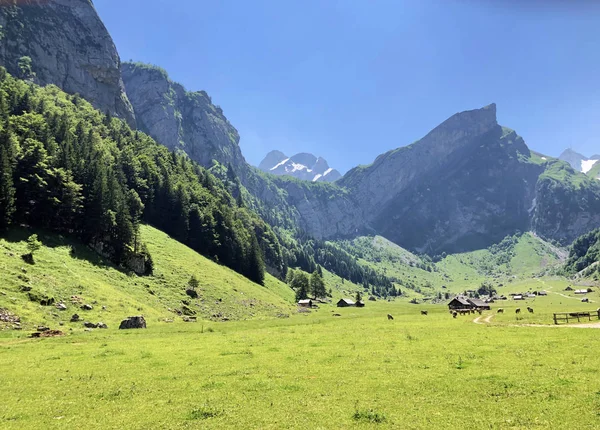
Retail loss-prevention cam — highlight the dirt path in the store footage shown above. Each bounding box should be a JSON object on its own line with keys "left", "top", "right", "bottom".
{"left": 473, "top": 312, "right": 600, "bottom": 329}
{"left": 539, "top": 280, "right": 594, "bottom": 303}
{"left": 472, "top": 314, "right": 494, "bottom": 325}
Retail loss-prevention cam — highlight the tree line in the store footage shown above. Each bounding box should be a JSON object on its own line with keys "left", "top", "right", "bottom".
{"left": 0, "top": 68, "right": 282, "bottom": 283}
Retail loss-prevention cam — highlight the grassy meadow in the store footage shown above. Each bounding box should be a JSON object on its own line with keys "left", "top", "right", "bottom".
{"left": 2, "top": 226, "right": 600, "bottom": 428}
{"left": 2, "top": 299, "right": 600, "bottom": 429}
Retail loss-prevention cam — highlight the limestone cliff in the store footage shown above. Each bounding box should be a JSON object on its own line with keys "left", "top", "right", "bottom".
{"left": 0, "top": 0, "right": 135, "bottom": 125}
{"left": 121, "top": 62, "right": 245, "bottom": 169}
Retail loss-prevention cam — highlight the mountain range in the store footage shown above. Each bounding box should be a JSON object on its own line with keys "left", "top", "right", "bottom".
{"left": 1, "top": 0, "right": 599, "bottom": 260}
{"left": 258, "top": 151, "right": 341, "bottom": 182}
{"left": 559, "top": 149, "right": 600, "bottom": 178}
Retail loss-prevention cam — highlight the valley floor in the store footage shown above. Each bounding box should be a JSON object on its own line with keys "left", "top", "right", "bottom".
{"left": 2, "top": 297, "right": 600, "bottom": 429}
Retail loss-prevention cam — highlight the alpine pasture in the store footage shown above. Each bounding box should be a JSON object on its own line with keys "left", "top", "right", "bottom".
{"left": 2, "top": 297, "right": 600, "bottom": 429}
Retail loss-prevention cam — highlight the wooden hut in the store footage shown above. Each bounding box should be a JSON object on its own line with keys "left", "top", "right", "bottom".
{"left": 298, "top": 299, "right": 313, "bottom": 308}
{"left": 447, "top": 296, "right": 471, "bottom": 310}
{"left": 467, "top": 297, "right": 491, "bottom": 311}
{"left": 337, "top": 298, "right": 355, "bottom": 307}
{"left": 356, "top": 300, "right": 365, "bottom": 308}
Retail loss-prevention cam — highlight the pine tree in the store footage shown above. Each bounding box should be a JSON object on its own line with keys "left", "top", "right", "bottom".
{"left": 0, "top": 144, "right": 16, "bottom": 230}
{"left": 310, "top": 270, "right": 326, "bottom": 299}
{"left": 247, "top": 233, "right": 265, "bottom": 285}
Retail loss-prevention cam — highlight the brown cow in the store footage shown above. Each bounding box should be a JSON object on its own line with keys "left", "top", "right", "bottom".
{"left": 452, "top": 311, "right": 457, "bottom": 318}
{"left": 477, "top": 309, "right": 482, "bottom": 315}
{"left": 515, "top": 308, "right": 521, "bottom": 314}
{"left": 387, "top": 314, "right": 394, "bottom": 320}
{"left": 497, "top": 308, "right": 504, "bottom": 313}
{"left": 527, "top": 307, "right": 534, "bottom": 313}
{"left": 421, "top": 310, "right": 428, "bottom": 316}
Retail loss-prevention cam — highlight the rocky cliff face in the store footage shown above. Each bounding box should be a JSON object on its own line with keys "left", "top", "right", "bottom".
{"left": 531, "top": 161, "right": 600, "bottom": 243}
{"left": 279, "top": 104, "right": 600, "bottom": 253}
{"left": 121, "top": 62, "right": 246, "bottom": 169}
{"left": 0, "top": 0, "right": 135, "bottom": 126}
{"left": 258, "top": 150, "right": 341, "bottom": 182}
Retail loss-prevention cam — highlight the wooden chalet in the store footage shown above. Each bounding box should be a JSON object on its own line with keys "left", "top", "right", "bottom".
{"left": 297, "top": 299, "right": 313, "bottom": 308}
{"left": 447, "top": 295, "right": 491, "bottom": 311}
{"left": 337, "top": 298, "right": 355, "bottom": 307}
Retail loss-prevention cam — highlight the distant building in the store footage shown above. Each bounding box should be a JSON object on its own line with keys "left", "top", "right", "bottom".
{"left": 513, "top": 295, "right": 524, "bottom": 300}
{"left": 337, "top": 298, "right": 355, "bottom": 307}
{"left": 538, "top": 291, "right": 548, "bottom": 296}
{"left": 447, "top": 296, "right": 491, "bottom": 311}
{"left": 298, "top": 299, "right": 313, "bottom": 308}
{"left": 356, "top": 300, "right": 365, "bottom": 308}
{"left": 448, "top": 296, "right": 471, "bottom": 310}
{"left": 575, "top": 289, "right": 588, "bottom": 295}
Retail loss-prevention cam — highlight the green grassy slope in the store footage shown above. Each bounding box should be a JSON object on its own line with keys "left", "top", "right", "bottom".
{"left": 0, "top": 225, "right": 294, "bottom": 331}
{"left": 336, "top": 233, "right": 565, "bottom": 297}
{"left": 587, "top": 161, "right": 600, "bottom": 179}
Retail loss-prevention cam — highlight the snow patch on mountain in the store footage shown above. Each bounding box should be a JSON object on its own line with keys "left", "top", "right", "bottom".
{"left": 581, "top": 159, "right": 599, "bottom": 174}
{"left": 258, "top": 151, "right": 342, "bottom": 182}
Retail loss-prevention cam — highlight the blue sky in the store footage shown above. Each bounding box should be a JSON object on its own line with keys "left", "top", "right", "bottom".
{"left": 95, "top": 0, "right": 600, "bottom": 173}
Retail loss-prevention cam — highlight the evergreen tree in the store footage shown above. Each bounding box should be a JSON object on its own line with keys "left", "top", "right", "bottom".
{"left": 247, "top": 233, "right": 265, "bottom": 285}
{"left": 290, "top": 271, "right": 309, "bottom": 301}
{"left": 310, "top": 270, "right": 326, "bottom": 299}
{"left": 0, "top": 143, "right": 15, "bottom": 230}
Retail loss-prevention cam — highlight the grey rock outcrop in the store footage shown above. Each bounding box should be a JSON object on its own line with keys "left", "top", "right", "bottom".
{"left": 0, "top": 0, "right": 135, "bottom": 126}
{"left": 121, "top": 62, "right": 245, "bottom": 168}
{"left": 119, "top": 315, "right": 146, "bottom": 329}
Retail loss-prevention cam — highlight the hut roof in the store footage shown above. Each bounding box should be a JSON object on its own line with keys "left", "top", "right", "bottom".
{"left": 449, "top": 296, "right": 471, "bottom": 306}
{"left": 298, "top": 299, "right": 312, "bottom": 305}
{"left": 467, "top": 298, "right": 487, "bottom": 307}
{"left": 338, "top": 298, "right": 355, "bottom": 305}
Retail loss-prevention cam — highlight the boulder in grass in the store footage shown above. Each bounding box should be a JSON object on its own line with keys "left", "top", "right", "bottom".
{"left": 97, "top": 322, "right": 108, "bottom": 329}
{"left": 185, "top": 289, "right": 198, "bottom": 299}
{"left": 83, "top": 322, "right": 98, "bottom": 329}
{"left": 119, "top": 316, "right": 146, "bottom": 330}
{"left": 70, "top": 314, "right": 80, "bottom": 322}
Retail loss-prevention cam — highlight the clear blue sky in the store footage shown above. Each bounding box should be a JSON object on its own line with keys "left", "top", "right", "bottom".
{"left": 95, "top": 0, "right": 600, "bottom": 173}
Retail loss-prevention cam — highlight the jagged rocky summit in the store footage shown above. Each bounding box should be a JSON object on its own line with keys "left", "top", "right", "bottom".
{"left": 258, "top": 151, "right": 342, "bottom": 182}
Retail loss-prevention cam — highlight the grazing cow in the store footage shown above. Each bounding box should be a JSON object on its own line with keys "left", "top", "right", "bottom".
{"left": 421, "top": 310, "right": 428, "bottom": 316}
{"left": 477, "top": 309, "right": 482, "bottom": 315}
{"left": 527, "top": 307, "right": 534, "bottom": 313}
{"left": 452, "top": 311, "right": 457, "bottom": 318}
{"left": 515, "top": 308, "right": 521, "bottom": 314}
{"left": 497, "top": 308, "right": 504, "bottom": 313}
{"left": 387, "top": 314, "right": 394, "bottom": 320}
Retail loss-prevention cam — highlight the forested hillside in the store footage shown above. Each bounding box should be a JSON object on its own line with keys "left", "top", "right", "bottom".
{"left": 0, "top": 68, "right": 280, "bottom": 284}
{"left": 564, "top": 228, "right": 600, "bottom": 279}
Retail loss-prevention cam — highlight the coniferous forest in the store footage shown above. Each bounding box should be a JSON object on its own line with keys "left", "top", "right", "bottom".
{"left": 0, "top": 68, "right": 276, "bottom": 284}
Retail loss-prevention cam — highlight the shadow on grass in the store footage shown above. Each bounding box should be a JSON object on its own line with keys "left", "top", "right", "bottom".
{"left": 0, "top": 227, "right": 129, "bottom": 275}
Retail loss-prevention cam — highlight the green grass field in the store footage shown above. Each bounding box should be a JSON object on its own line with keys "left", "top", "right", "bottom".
{"left": 2, "top": 299, "right": 600, "bottom": 429}
{"left": 2, "top": 227, "right": 600, "bottom": 428}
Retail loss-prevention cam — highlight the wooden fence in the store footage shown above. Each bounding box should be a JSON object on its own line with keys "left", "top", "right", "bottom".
{"left": 553, "top": 310, "right": 600, "bottom": 325}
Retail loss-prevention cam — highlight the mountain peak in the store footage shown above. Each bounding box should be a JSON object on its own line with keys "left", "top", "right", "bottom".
{"left": 558, "top": 149, "right": 599, "bottom": 174}
{"left": 258, "top": 151, "right": 341, "bottom": 182}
